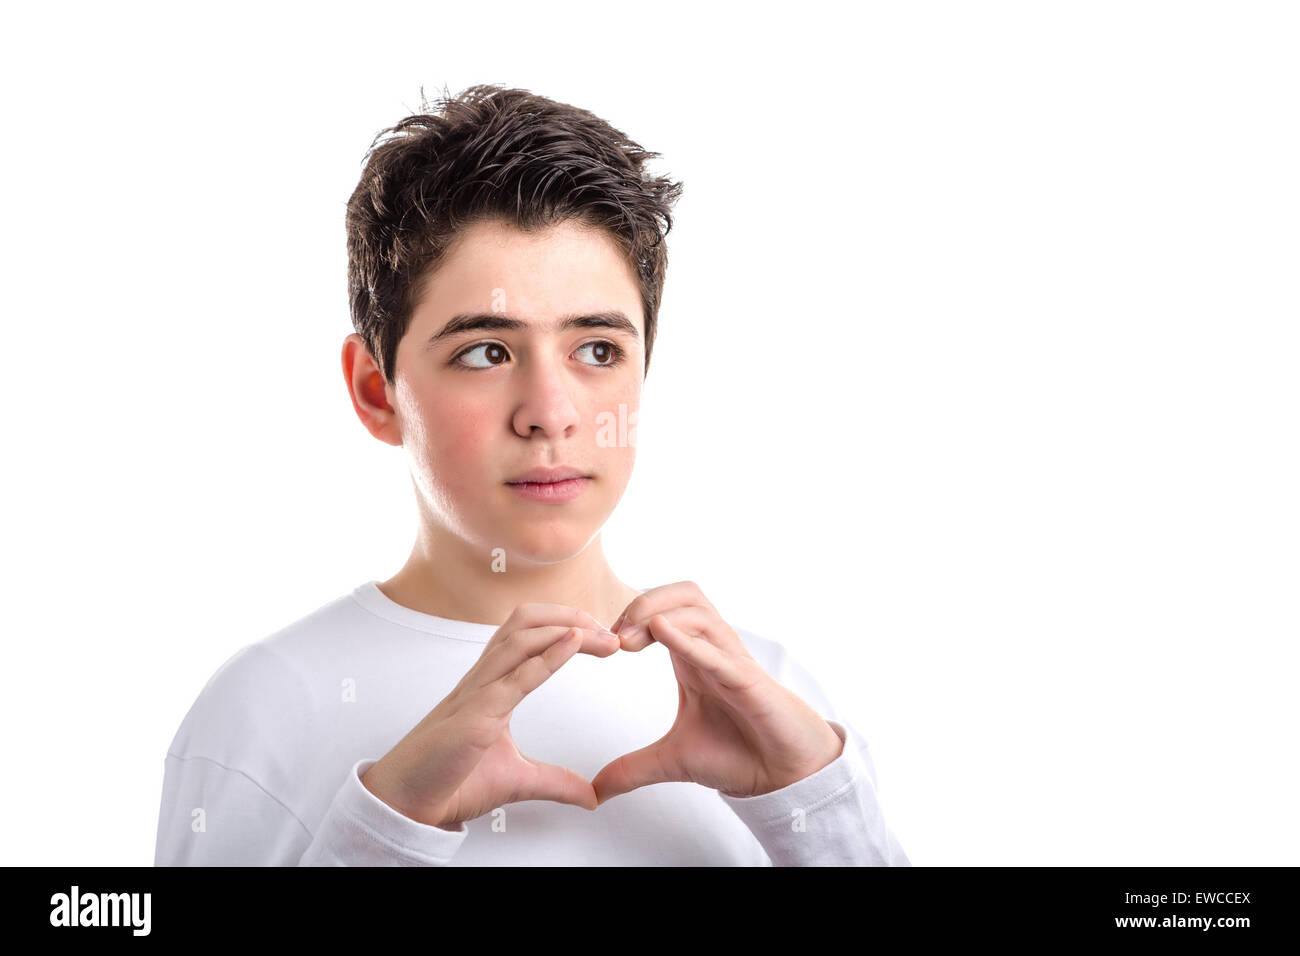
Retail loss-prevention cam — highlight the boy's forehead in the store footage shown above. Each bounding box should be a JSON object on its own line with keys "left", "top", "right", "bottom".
{"left": 414, "top": 219, "right": 642, "bottom": 327}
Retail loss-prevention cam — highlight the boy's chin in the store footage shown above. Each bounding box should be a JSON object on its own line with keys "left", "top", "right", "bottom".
{"left": 492, "top": 525, "right": 598, "bottom": 567}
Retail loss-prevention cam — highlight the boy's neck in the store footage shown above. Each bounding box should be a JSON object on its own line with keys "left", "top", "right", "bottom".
{"left": 377, "top": 530, "right": 640, "bottom": 632}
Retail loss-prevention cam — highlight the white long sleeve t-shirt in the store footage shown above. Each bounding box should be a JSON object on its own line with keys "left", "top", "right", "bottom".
{"left": 154, "top": 581, "right": 910, "bottom": 866}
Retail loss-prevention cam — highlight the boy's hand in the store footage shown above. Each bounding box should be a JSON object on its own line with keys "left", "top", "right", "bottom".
{"left": 591, "top": 581, "right": 845, "bottom": 805}
{"left": 360, "top": 603, "right": 621, "bottom": 830}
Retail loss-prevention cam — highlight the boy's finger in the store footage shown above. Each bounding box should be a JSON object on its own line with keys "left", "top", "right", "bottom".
{"left": 476, "top": 625, "right": 619, "bottom": 686}
{"left": 613, "top": 580, "right": 715, "bottom": 634}
{"left": 516, "top": 756, "right": 598, "bottom": 812}
{"left": 619, "top": 606, "right": 710, "bottom": 652}
{"left": 497, "top": 603, "right": 609, "bottom": 646}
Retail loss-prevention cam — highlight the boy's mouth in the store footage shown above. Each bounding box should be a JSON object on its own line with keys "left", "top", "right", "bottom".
{"left": 505, "top": 466, "right": 590, "bottom": 485}
{"left": 505, "top": 466, "right": 592, "bottom": 503}
{"left": 505, "top": 474, "right": 592, "bottom": 503}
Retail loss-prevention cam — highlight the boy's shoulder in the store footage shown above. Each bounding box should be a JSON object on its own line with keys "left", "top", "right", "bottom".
{"left": 199, "top": 587, "right": 365, "bottom": 690}
{"left": 164, "top": 587, "right": 367, "bottom": 759}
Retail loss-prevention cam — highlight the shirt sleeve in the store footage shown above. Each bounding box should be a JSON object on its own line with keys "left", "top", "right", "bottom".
{"left": 155, "top": 752, "right": 471, "bottom": 866}
{"left": 717, "top": 631, "right": 911, "bottom": 866}
{"left": 297, "top": 758, "right": 469, "bottom": 866}
{"left": 716, "top": 718, "right": 911, "bottom": 866}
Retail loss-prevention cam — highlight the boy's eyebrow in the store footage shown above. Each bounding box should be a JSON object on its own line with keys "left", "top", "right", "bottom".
{"left": 424, "top": 310, "right": 640, "bottom": 350}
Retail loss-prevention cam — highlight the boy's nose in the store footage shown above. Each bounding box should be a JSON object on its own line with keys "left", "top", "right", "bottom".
{"left": 511, "top": 359, "right": 582, "bottom": 439}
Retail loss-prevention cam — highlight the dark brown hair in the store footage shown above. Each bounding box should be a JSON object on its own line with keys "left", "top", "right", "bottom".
{"left": 346, "top": 84, "right": 684, "bottom": 385}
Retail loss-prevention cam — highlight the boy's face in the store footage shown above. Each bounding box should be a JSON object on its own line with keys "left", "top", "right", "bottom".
{"left": 382, "top": 218, "right": 644, "bottom": 566}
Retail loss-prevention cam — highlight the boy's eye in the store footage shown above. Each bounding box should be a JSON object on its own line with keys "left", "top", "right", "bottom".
{"left": 575, "top": 341, "right": 626, "bottom": 367}
{"left": 453, "top": 342, "right": 510, "bottom": 369}
{"left": 451, "top": 340, "right": 626, "bottom": 369}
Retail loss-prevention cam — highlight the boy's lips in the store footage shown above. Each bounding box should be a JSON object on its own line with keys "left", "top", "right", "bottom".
{"left": 505, "top": 466, "right": 590, "bottom": 484}
{"left": 505, "top": 474, "right": 592, "bottom": 503}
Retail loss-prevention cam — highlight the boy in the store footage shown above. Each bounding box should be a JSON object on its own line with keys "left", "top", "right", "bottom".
{"left": 154, "top": 84, "right": 909, "bottom": 865}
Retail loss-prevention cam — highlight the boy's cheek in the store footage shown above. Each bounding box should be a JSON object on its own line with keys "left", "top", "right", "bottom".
{"left": 402, "top": 398, "right": 493, "bottom": 486}
{"left": 597, "top": 440, "right": 637, "bottom": 493}
{"left": 436, "top": 419, "right": 496, "bottom": 485}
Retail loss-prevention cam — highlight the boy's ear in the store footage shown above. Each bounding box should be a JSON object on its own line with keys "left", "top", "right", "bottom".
{"left": 341, "top": 333, "right": 402, "bottom": 447}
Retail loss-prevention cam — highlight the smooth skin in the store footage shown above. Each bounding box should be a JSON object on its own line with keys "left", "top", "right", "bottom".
{"left": 342, "top": 218, "right": 842, "bottom": 828}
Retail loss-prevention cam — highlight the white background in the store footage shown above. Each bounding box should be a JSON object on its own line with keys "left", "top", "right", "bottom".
{"left": 1, "top": 1, "right": 1295, "bottom": 866}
